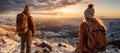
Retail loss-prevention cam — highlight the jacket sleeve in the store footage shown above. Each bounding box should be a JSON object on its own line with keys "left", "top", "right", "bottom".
{"left": 78, "top": 22, "right": 87, "bottom": 53}
{"left": 28, "top": 16, "right": 36, "bottom": 34}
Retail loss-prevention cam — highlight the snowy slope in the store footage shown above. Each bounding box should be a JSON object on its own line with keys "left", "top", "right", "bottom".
{"left": 0, "top": 35, "right": 120, "bottom": 53}
{"left": 0, "top": 18, "right": 120, "bottom": 53}
{"left": 0, "top": 36, "right": 76, "bottom": 53}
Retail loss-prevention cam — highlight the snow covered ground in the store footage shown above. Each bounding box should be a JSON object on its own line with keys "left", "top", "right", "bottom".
{"left": 0, "top": 36, "right": 76, "bottom": 53}
{"left": 0, "top": 35, "right": 120, "bottom": 53}
{"left": 0, "top": 17, "right": 120, "bottom": 53}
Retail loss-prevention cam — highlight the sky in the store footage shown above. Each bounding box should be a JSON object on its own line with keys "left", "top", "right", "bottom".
{"left": 93, "top": 0, "right": 120, "bottom": 18}
{"left": 0, "top": 0, "right": 120, "bottom": 18}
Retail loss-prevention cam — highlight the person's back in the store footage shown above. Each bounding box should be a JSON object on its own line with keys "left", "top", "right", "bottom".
{"left": 79, "top": 19, "right": 107, "bottom": 53}
{"left": 16, "top": 5, "right": 35, "bottom": 53}
{"left": 78, "top": 4, "right": 107, "bottom": 53}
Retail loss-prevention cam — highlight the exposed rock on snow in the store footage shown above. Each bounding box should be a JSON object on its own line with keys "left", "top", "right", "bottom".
{"left": 0, "top": 36, "right": 76, "bottom": 53}
{"left": 58, "top": 42, "right": 68, "bottom": 48}
{"left": 39, "top": 41, "right": 53, "bottom": 52}
{"left": 35, "top": 50, "right": 42, "bottom": 53}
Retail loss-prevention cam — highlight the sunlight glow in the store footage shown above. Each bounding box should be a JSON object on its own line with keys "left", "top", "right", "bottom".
{"left": 53, "top": 4, "right": 86, "bottom": 18}
{"left": 54, "top": 4, "right": 85, "bottom": 13}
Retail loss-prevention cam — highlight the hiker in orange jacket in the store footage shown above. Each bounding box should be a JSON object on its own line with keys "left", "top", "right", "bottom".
{"left": 16, "top": 5, "right": 35, "bottom": 53}
{"left": 78, "top": 4, "right": 107, "bottom": 53}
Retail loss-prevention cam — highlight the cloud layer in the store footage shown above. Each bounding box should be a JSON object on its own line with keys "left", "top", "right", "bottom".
{"left": 0, "top": 0, "right": 84, "bottom": 14}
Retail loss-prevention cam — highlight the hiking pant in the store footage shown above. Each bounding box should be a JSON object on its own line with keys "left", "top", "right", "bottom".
{"left": 20, "top": 30, "right": 32, "bottom": 53}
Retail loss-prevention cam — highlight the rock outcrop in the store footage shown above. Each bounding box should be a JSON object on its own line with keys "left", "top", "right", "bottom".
{"left": 39, "top": 41, "right": 53, "bottom": 52}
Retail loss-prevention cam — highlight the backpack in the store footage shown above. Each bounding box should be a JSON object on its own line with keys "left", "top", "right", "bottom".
{"left": 16, "top": 13, "right": 28, "bottom": 35}
{"left": 87, "top": 21, "right": 107, "bottom": 52}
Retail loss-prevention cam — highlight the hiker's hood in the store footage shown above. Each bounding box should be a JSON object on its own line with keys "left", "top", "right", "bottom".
{"left": 23, "top": 5, "right": 30, "bottom": 15}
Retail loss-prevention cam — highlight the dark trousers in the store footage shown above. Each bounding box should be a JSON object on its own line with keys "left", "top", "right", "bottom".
{"left": 20, "top": 30, "right": 32, "bottom": 53}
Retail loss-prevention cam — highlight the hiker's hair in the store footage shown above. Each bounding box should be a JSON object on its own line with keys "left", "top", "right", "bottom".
{"left": 83, "top": 18, "right": 107, "bottom": 30}
{"left": 88, "top": 4, "right": 94, "bottom": 8}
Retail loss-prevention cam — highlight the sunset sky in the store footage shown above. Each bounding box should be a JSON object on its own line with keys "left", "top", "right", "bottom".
{"left": 0, "top": 0, "right": 120, "bottom": 18}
